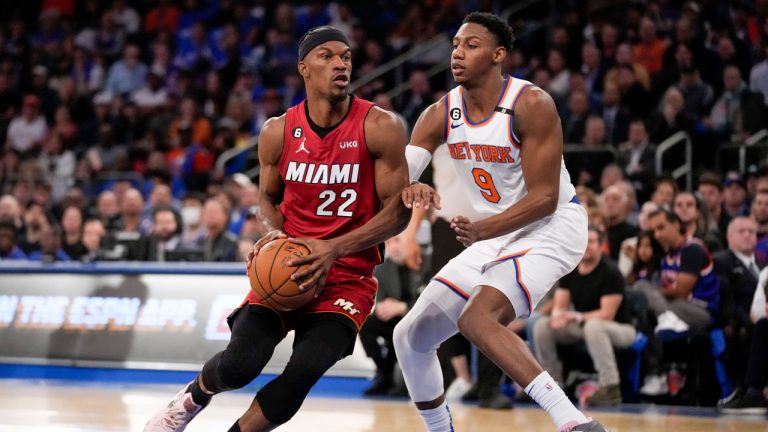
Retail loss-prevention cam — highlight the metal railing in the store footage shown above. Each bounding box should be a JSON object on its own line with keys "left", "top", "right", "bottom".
{"left": 349, "top": 35, "right": 450, "bottom": 94}
{"left": 213, "top": 136, "right": 260, "bottom": 180}
{"left": 384, "top": 58, "right": 450, "bottom": 100}
{"left": 740, "top": 129, "right": 768, "bottom": 172}
{"left": 655, "top": 131, "right": 692, "bottom": 190}
{"left": 718, "top": 129, "right": 768, "bottom": 173}
{"left": 562, "top": 144, "right": 619, "bottom": 185}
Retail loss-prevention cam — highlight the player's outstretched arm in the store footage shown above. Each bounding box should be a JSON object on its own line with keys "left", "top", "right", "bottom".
{"left": 288, "top": 107, "right": 411, "bottom": 291}
{"left": 403, "top": 98, "right": 447, "bottom": 210}
{"left": 453, "top": 88, "right": 562, "bottom": 245}
{"left": 247, "top": 116, "right": 288, "bottom": 269}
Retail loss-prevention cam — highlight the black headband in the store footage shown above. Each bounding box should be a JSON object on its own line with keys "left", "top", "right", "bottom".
{"left": 298, "top": 26, "right": 350, "bottom": 61}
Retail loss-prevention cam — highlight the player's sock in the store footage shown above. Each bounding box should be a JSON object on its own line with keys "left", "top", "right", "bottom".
{"left": 187, "top": 376, "right": 213, "bottom": 407}
{"left": 227, "top": 420, "right": 242, "bottom": 432}
{"left": 525, "top": 371, "right": 589, "bottom": 430}
{"left": 417, "top": 400, "right": 454, "bottom": 432}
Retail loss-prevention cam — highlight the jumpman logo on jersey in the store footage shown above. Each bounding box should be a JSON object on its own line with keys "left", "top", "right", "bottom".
{"left": 296, "top": 137, "right": 309, "bottom": 154}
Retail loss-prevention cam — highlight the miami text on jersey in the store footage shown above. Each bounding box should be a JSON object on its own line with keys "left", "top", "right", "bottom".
{"left": 285, "top": 161, "right": 361, "bottom": 184}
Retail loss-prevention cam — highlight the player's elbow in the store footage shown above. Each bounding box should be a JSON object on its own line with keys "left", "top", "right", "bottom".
{"left": 537, "top": 191, "right": 558, "bottom": 216}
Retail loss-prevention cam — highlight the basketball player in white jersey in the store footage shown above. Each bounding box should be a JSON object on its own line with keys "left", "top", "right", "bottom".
{"left": 394, "top": 12, "right": 609, "bottom": 432}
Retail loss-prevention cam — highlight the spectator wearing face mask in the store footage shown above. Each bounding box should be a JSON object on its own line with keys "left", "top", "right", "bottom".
{"left": 180, "top": 192, "right": 205, "bottom": 248}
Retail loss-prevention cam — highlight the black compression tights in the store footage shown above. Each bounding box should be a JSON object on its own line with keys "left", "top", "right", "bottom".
{"left": 200, "top": 306, "right": 285, "bottom": 393}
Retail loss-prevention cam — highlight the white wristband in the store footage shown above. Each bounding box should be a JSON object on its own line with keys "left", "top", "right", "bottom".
{"left": 405, "top": 145, "right": 432, "bottom": 183}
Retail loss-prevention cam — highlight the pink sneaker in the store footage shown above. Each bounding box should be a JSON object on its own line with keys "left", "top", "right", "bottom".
{"left": 144, "top": 382, "right": 205, "bottom": 432}
{"left": 559, "top": 419, "right": 611, "bottom": 431}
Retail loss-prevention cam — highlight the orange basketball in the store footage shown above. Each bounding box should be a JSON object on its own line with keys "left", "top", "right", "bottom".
{"left": 248, "top": 239, "right": 317, "bottom": 311}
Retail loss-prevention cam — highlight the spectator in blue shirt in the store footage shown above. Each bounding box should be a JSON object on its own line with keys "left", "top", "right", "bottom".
{"left": 27, "top": 225, "right": 71, "bottom": 263}
{"left": 104, "top": 44, "right": 148, "bottom": 96}
{"left": 0, "top": 218, "right": 27, "bottom": 260}
{"left": 643, "top": 208, "right": 720, "bottom": 335}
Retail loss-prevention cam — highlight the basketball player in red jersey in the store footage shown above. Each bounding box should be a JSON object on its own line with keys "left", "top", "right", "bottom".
{"left": 395, "top": 13, "right": 609, "bottom": 432}
{"left": 145, "top": 26, "right": 410, "bottom": 432}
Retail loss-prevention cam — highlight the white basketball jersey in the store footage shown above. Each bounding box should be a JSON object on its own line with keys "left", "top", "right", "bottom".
{"left": 442, "top": 77, "right": 576, "bottom": 222}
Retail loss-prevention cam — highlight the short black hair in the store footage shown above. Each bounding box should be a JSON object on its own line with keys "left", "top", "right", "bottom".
{"left": 648, "top": 208, "right": 686, "bottom": 234}
{"left": 152, "top": 204, "right": 178, "bottom": 220}
{"left": 152, "top": 205, "right": 182, "bottom": 235}
{"left": 698, "top": 171, "right": 723, "bottom": 191}
{"left": 629, "top": 117, "right": 647, "bottom": 129}
{"left": 654, "top": 175, "right": 679, "bottom": 194}
{"left": 462, "top": 12, "right": 514, "bottom": 51}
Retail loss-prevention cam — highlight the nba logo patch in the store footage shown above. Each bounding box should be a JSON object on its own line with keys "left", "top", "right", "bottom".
{"left": 545, "top": 382, "right": 553, "bottom": 391}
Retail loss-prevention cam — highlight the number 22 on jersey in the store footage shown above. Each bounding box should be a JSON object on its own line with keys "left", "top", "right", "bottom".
{"left": 316, "top": 189, "right": 358, "bottom": 217}
{"left": 472, "top": 168, "right": 500, "bottom": 203}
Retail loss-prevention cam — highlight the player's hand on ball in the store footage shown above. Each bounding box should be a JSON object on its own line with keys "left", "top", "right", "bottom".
{"left": 286, "top": 237, "right": 337, "bottom": 294}
{"left": 246, "top": 230, "right": 287, "bottom": 272}
{"left": 451, "top": 216, "right": 479, "bottom": 247}
{"left": 402, "top": 182, "right": 441, "bottom": 210}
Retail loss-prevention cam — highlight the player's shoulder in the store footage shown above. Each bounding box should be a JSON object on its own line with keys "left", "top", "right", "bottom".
{"left": 514, "top": 85, "right": 556, "bottom": 114}
{"left": 365, "top": 105, "right": 404, "bottom": 129}
{"left": 259, "top": 113, "right": 287, "bottom": 142}
{"left": 364, "top": 105, "right": 407, "bottom": 145}
{"left": 257, "top": 114, "right": 287, "bottom": 163}
{"left": 411, "top": 96, "right": 448, "bottom": 136}
{"left": 424, "top": 95, "right": 448, "bottom": 120}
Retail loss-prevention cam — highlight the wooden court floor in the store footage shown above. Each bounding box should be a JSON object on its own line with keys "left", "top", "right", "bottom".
{"left": 0, "top": 380, "right": 765, "bottom": 432}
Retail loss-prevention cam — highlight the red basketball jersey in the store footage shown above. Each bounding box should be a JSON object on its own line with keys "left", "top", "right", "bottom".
{"left": 277, "top": 97, "right": 381, "bottom": 276}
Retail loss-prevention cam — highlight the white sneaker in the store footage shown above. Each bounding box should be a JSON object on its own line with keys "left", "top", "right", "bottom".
{"left": 654, "top": 311, "right": 690, "bottom": 334}
{"left": 144, "top": 382, "right": 205, "bottom": 432}
{"left": 639, "top": 374, "right": 668, "bottom": 396}
{"left": 445, "top": 377, "right": 473, "bottom": 403}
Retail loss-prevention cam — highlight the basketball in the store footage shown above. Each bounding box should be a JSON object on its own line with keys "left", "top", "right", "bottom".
{"left": 248, "top": 238, "right": 316, "bottom": 311}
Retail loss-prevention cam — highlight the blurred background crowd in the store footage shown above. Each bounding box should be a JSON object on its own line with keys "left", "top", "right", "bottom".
{"left": 1, "top": 0, "right": 767, "bottom": 263}
{"left": 1, "top": 0, "right": 768, "bottom": 413}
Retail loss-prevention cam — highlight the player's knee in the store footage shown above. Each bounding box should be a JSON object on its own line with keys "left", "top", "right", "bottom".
{"left": 216, "top": 356, "right": 260, "bottom": 390}
{"left": 200, "top": 351, "right": 254, "bottom": 393}
{"left": 392, "top": 318, "right": 410, "bottom": 355}
{"left": 457, "top": 305, "right": 483, "bottom": 341}
{"left": 393, "top": 313, "right": 434, "bottom": 355}
{"left": 214, "top": 341, "right": 272, "bottom": 390}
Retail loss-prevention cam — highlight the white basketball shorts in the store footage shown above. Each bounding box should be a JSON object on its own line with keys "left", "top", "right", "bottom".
{"left": 426, "top": 200, "right": 588, "bottom": 321}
